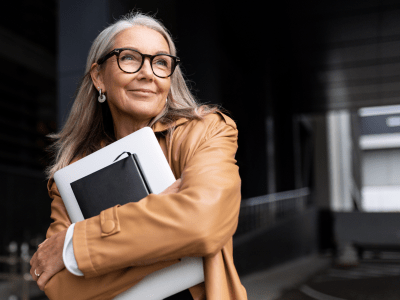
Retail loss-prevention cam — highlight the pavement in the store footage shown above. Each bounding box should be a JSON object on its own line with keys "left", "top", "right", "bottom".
{"left": 241, "top": 251, "right": 400, "bottom": 300}
{"left": 240, "top": 254, "right": 331, "bottom": 300}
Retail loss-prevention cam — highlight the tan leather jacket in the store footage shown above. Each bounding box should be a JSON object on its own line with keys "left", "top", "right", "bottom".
{"left": 44, "top": 112, "right": 248, "bottom": 300}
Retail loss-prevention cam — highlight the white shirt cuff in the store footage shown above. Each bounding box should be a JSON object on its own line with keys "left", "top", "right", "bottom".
{"left": 63, "top": 223, "right": 84, "bottom": 276}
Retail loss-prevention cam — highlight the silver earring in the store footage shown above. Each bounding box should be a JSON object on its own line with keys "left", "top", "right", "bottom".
{"left": 98, "top": 88, "right": 106, "bottom": 103}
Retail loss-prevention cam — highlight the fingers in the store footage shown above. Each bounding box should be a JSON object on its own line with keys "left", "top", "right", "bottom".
{"left": 29, "top": 266, "right": 47, "bottom": 290}
{"left": 30, "top": 250, "right": 37, "bottom": 267}
{"left": 29, "top": 230, "right": 67, "bottom": 287}
{"left": 30, "top": 267, "right": 36, "bottom": 281}
{"left": 37, "top": 271, "right": 51, "bottom": 291}
{"left": 31, "top": 266, "right": 42, "bottom": 282}
{"left": 30, "top": 238, "right": 47, "bottom": 281}
{"left": 30, "top": 251, "right": 39, "bottom": 281}
{"left": 30, "top": 251, "right": 43, "bottom": 282}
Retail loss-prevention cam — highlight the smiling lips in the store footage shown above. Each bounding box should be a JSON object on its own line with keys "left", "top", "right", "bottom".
{"left": 131, "top": 89, "right": 156, "bottom": 94}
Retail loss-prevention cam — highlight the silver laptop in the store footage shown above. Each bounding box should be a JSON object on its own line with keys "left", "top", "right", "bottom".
{"left": 54, "top": 127, "right": 203, "bottom": 300}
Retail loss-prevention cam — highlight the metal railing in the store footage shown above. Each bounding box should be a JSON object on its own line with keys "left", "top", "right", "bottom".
{"left": 235, "top": 187, "right": 311, "bottom": 236}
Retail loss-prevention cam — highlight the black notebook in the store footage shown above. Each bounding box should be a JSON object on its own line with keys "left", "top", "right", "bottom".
{"left": 70, "top": 153, "right": 151, "bottom": 219}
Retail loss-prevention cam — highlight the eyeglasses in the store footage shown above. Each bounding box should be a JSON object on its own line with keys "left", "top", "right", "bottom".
{"left": 97, "top": 48, "right": 180, "bottom": 78}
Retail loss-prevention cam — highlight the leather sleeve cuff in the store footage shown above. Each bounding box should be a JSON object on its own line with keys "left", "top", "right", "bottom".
{"left": 73, "top": 217, "right": 99, "bottom": 278}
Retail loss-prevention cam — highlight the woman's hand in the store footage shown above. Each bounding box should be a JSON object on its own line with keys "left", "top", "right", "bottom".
{"left": 159, "top": 178, "right": 181, "bottom": 195}
{"left": 30, "top": 228, "right": 67, "bottom": 290}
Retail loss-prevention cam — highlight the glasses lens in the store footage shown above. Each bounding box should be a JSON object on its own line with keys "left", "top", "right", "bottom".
{"left": 118, "top": 50, "right": 143, "bottom": 73}
{"left": 152, "top": 55, "right": 175, "bottom": 77}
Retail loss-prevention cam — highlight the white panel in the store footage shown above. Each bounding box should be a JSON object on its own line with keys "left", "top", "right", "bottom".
{"left": 362, "top": 185, "right": 400, "bottom": 212}
{"left": 360, "top": 133, "right": 400, "bottom": 149}
{"left": 362, "top": 150, "right": 390, "bottom": 186}
{"left": 359, "top": 105, "right": 400, "bottom": 117}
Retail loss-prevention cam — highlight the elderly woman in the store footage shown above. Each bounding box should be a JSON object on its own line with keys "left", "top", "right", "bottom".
{"left": 29, "top": 12, "right": 247, "bottom": 300}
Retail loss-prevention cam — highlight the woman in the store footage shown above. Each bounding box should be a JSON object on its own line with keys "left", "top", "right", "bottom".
{"left": 30, "top": 12, "right": 247, "bottom": 300}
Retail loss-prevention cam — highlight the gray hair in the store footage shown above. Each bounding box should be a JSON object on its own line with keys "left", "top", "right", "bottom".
{"left": 46, "top": 12, "right": 216, "bottom": 179}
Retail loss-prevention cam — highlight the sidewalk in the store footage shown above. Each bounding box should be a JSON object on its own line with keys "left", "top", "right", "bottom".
{"left": 255, "top": 251, "right": 400, "bottom": 300}
{"left": 240, "top": 254, "right": 331, "bottom": 300}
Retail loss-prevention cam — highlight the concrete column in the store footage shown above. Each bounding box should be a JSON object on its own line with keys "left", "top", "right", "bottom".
{"left": 327, "top": 110, "right": 354, "bottom": 211}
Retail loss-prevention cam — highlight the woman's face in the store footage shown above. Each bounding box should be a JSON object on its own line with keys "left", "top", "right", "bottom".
{"left": 95, "top": 26, "right": 171, "bottom": 125}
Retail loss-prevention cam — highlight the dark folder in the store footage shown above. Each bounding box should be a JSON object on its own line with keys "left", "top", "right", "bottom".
{"left": 70, "top": 153, "right": 151, "bottom": 219}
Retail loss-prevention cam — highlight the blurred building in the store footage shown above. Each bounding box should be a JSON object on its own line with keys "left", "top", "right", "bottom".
{"left": 359, "top": 105, "right": 400, "bottom": 211}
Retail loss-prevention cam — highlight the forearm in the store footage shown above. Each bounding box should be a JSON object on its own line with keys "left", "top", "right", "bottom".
{"left": 44, "top": 260, "right": 178, "bottom": 300}
{"left": 76, "top": 190, "right": 239, "bottom": 274}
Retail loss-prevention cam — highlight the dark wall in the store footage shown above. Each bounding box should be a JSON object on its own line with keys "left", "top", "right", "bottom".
{"left": 0, "top": 1, "right": 57, "bottom": 253}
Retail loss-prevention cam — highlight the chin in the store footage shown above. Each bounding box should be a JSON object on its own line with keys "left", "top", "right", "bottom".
{"left": 127, "top": 104, "right": 165, "bottom": 121}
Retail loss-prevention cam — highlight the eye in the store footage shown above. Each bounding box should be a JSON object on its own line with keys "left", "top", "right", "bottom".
{"left": 119, "top": 50, "right": 142, "bottom": 63}
{"left": 153, "top": 56, "right": 171, "bottom": 68}
{"left": 120, "top": 54, "right": 139, "bottom": 62}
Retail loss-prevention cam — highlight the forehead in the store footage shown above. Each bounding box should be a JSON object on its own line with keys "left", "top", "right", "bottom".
{"left": 113, "top": 26, "right": 170, "bottom": 54}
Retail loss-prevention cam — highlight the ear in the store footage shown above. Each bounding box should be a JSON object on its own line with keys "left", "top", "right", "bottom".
{"left": 90, "top": 63, "right": 105, "bottom": 92}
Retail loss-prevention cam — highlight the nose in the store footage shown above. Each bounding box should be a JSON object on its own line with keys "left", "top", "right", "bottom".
{"left": 137, "top": 57, "right": 154, "bottom": 79}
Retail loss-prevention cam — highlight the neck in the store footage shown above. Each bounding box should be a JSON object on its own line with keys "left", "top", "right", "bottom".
{"left": 112, "top": 115, "right": 152, "bottom": 140}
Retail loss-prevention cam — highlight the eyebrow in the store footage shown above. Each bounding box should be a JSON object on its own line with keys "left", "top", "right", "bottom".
{"left": 155, "top": 50, "right": 171, "bottom": 55}
{"left": 121, "top": 47, "right": 170, "bottom": 55}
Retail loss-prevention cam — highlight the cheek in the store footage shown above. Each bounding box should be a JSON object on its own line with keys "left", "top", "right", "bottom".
{"left": 161, "top": 80, "right": 171, "bottom": 97}
{"left": 103, "top": 67, "right": 129, "bottom": 93}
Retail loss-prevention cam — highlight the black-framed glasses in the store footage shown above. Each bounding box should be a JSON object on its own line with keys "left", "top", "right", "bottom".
{"left": 97, "top": 48, "right": 180, "bottom": 78}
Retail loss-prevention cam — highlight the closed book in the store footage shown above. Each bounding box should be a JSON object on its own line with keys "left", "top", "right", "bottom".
{"left": 70, "top": 153, "right": 151, "bottom": 219}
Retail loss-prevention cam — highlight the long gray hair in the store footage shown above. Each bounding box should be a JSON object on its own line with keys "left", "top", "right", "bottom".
{"left": 46, "top": 12, "right": 217, "bottom": 179}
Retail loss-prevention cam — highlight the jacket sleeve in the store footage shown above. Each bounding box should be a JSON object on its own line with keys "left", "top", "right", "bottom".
{"left": 46, "top": 179, "right": 72, "bottom": 238}
{"left": 44, "top": 176, "right": 179, "bottom": 300}
{"left": 73, "top": 113, "right": 242, "bottom": 278}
